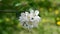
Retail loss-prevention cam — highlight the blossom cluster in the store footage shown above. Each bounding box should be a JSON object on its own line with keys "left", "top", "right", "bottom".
{"left": 19, "top": 9, "right": 41, "bottom": 30}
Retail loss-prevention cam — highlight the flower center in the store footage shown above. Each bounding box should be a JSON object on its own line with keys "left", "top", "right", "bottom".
{"left": 31, "top": 18, "right": 34, "bottom": 20}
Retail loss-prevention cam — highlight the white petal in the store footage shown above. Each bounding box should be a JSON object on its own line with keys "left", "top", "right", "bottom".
{"left": 25, "top": 12, "right": 29, "bottom": 16}
{"left": 21, "top": 13, "right": 25, "bottom": 16}
{"left": 35, "top": 10, "right": 39, "bottom": 16}
{"left": 34, "top": 16, "right": 41, "bottom": 23}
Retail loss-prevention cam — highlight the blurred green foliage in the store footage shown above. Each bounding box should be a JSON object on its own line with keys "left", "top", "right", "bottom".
{"left": 0, "top": 0, "right": 60, "bottom": 34}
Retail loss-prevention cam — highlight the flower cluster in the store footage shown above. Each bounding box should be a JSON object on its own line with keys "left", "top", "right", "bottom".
{"left": 19, "top": 9, "right": 41, "bottom": 30}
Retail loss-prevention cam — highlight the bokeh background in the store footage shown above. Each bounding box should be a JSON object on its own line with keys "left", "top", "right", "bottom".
{"left": 0, "top": 0, "right": 60, "bottom": 34}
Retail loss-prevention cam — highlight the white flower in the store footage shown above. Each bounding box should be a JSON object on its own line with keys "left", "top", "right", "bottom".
{"left": 19, "top": 9, "right": 41, "bottom": 30}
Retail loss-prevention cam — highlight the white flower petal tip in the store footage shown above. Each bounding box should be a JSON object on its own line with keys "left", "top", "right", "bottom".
{"left": 35, "top": 10, "right": 39, "bottom": 16}
{"left": 19, "top": 9, "right": 41, "bottom": 29}
{"left": 25, "top": 12, "right": 29, "bottom": 16}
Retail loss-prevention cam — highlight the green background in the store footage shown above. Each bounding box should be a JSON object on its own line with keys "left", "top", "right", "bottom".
{"left": 0, "top": 0, "right": 60, "bottom": 34}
